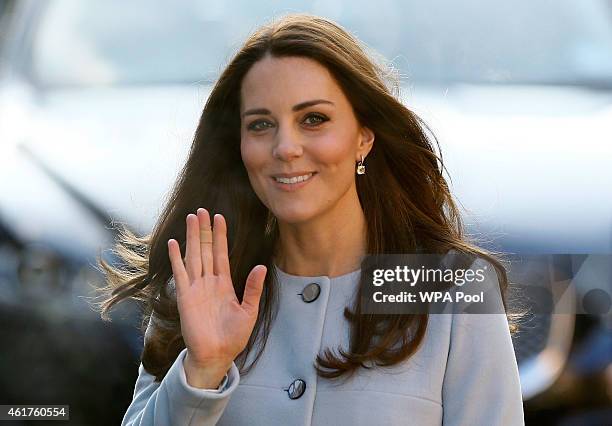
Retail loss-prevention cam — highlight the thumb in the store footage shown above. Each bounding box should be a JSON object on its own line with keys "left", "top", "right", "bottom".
{"left": 241, "top": 265, "right": 267, "bottom": 317}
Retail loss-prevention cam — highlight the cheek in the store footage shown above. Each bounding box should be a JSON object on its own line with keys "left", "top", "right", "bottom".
{"left": 311, "top": 131, "right": 357, "bottom": 171}
{"left": 240, "top": 140, "right": 267, "bottom": 176}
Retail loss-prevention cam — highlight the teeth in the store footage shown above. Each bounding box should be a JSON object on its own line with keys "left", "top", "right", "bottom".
{"left": 274, "top": 173, "right": 313, "bottom": 184}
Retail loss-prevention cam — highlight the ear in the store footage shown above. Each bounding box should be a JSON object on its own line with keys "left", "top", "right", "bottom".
{"left": 357, "top": 126, "right": 375, "bottom": 160}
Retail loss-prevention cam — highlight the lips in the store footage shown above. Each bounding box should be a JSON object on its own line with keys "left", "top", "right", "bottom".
{"left": 273, "top": 172, "right": 315, "bottom": 184}
{"left": 271, "top": 171, "right": 317, "bottom": 179}
{"left": 270, "top": 172, "right": 317, "bottom": 191}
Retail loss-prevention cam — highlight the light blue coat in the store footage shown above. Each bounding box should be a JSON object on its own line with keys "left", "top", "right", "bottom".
{"left": 121, "top": 258, "right": 525, "bottom": 425}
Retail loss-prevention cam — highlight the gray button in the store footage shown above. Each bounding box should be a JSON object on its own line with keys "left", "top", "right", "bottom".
{"left": 286, "top": 379, "right": 306, "bottom": 399}
{"left": 300, "top": 283, "right": 321, "bottom": 303}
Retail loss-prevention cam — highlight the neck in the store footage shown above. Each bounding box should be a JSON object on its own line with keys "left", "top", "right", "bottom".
{"left": 273, "top": 185, "right": 367, "bottom": 278}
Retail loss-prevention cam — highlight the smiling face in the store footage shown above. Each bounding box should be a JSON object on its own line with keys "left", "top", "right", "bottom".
{"left": 239, "top": 54, "right": 374, "bottom": 225}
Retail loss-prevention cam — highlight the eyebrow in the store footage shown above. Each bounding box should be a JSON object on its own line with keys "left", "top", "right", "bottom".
{"left": 241, "top": 99, "right": 334, "bottom": 118}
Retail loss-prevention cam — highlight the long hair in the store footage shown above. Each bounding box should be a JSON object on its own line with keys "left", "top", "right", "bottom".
{"left": 96, "top": 13, "right": 519, "bottom": 382}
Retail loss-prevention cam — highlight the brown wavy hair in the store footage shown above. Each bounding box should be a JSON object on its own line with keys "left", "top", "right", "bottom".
{"left": 96, "top": 13, "right": 519, "bottom": 382}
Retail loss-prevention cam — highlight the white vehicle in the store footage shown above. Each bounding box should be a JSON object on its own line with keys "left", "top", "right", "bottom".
{"left": 1, "top": 1, "right": 611, "bottom": 423}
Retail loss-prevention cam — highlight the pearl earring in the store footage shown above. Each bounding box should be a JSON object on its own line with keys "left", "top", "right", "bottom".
{"left": 356, "top": 154, "right": 366, "bottom": 175}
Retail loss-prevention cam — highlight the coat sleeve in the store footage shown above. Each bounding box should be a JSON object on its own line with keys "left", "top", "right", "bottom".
{"left": 121, "top": 318, "right": 240, "bottom": 426}
{"left": 441, "top": 257, "right": 525, "bottom": 426}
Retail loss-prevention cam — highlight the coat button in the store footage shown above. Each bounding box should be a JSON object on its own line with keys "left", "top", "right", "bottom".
{"left": 286, "top": 378, "right": 306, "bottom": 399}
{"left": 300, "top": 283, "right": 320, "bottom": 303}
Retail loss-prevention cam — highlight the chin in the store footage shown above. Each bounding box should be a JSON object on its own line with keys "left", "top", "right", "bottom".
{"left": 271, "top": 205, "right": 320, "bottom": 225}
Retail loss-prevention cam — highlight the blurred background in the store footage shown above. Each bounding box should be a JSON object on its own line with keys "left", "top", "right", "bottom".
{"left": 0, "top": 0, "right": 610, "bottom": 424}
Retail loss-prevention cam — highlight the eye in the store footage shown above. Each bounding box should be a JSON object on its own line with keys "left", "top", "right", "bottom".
{"left": 303, "top": 113, "right": 329, "bottom": 127}
{"left": 247, "top": 119, "right": 273, "bottom": 132}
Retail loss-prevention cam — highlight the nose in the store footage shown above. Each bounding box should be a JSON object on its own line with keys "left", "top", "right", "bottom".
{"left": 272, "top": 123, "right": 303, "bottom": 161}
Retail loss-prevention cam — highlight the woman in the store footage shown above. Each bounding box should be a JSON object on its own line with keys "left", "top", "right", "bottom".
{"left": 99, "top": 13, "right": 524, "bottom": 425}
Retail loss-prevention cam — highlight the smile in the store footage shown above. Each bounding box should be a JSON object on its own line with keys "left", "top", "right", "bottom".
{"left": 273, "top": 173, "right": 314, "bottom": 184}
{"left": 271, "top": 172, "right": 317, "bottom": 191}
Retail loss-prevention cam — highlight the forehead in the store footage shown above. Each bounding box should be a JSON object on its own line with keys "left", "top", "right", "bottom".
{"left": 240, "top": 55, "right": 344, "bottom": 109}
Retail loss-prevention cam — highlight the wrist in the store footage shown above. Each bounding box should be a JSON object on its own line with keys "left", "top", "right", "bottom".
{"left": 183, "top": 351, "right": 233, "bottom": 389}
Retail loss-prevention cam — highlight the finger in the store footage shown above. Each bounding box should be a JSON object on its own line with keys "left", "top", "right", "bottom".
{"left": 185, "top": 214, "right": 202, "bottom": 279}
{"left": 168, "top": 239, "right": 189, "bottom": 297}
{"left": 241, "top": 265, "right": 267, "bottom": 318}
{"left": 197, "top": 208, "right": 214, "bottom": 275}
{"left": 213, "top": 214, "right": 231, "bottom": 276}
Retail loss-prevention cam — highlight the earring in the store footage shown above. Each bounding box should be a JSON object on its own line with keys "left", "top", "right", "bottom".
{"left": 356, "top": 154, "right": 366, "bottom": 175}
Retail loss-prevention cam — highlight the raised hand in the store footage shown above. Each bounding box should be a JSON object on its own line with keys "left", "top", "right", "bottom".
{"left": 167, "top": 208, "right": 267, "bottom": 388}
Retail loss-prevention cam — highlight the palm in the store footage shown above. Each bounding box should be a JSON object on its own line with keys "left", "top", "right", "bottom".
{"left": 167, "top": 209, "right": 266, "bottom": 366}
{"left": 178, "top": 274, "right": 253, "bottom": 362}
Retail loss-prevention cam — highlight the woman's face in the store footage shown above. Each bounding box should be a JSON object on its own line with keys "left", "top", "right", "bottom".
{"left": 239, "top": 54, "right": 374, "bottom": 225}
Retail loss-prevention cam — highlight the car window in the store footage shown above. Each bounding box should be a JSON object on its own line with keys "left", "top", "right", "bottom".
{"left": 29, "top": 0, "right": 612, "bottom": 87}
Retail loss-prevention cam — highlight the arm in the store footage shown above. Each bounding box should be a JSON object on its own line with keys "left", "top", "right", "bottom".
{"left": 441, "top": 258, "right": 525, "bottom": 426}
{"left": 122, "top": 210, "right": 265, "bottom": 425}
{"left": 121, "top": 320, "right": 240, "bottom": 426}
